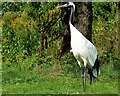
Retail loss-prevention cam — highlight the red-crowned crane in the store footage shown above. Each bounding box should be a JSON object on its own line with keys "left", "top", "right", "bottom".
{"left": 57, "top": 2, "right": 100, "bottom": 94}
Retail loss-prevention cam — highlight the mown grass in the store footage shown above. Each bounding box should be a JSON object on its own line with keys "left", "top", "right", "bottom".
{"left": 2, "top": 53, "right": 119, "bottom": 94}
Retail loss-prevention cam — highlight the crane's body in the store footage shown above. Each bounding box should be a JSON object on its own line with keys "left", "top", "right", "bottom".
{"left": 57, "top": 2, "right": 100, "bottom": 94}
{"left": 70, "top": 23, "right": 97, "bottom": 68}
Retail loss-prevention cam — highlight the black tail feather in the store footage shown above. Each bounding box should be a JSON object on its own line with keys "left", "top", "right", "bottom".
{"left": 93, "top": 55, "right": 100, "bottom": 76}
{"left": 88, "top": 68, "right": 96, "bottom": 85}
{"left": 88, "top": 55, "right": 100, "bottom": 85}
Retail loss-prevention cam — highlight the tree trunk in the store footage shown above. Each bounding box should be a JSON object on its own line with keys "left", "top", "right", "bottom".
{"left": 74, "top": 2, "right": 92, "bottom": 42}
{"left": 59, "top": 2, "right": 92, "bottom": 60}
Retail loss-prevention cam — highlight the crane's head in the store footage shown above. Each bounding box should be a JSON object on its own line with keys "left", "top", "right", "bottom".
{"left": 56, "top": 2, "right": 75, "bottom": 12}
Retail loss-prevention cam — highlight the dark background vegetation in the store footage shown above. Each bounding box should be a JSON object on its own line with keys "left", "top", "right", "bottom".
{"left": 1, "top": 2, "right": 119, "bottom": 94}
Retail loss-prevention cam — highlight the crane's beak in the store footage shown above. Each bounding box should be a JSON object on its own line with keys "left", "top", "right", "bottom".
{"left": 56, "top": 4, "right": 67, "bottom": 8}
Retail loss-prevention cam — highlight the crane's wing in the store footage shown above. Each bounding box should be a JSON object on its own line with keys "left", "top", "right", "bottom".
{"left": 85, "top": 39, "right": 98, "bottom": 66}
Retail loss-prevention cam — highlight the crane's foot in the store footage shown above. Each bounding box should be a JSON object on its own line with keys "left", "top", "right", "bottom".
{"left": 83, "top": 91, "right": 85, "bottom": 94}
{"left": 81, "top": 74, "right": 85, "bottom": 78}
{"left": 81, "top": 74, "right": 84, "bottom": 78}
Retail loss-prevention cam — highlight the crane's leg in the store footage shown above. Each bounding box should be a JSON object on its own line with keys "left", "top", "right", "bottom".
{"left": 81, "top": 68, "right": 84, "bottom": 78}
{"left": 77, "top": 60, "right": 86, "bottom": 94}
{"left": 81, "top": 58, "right": 87, "bottom": 94}
{"left": 83, "top": 66, "right": 86, "bottom": 94}
{"left": 77, "top": 60, "right": 83, "bottom": 78}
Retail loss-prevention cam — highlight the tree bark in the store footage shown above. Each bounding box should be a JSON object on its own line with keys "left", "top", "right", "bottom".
{"left": 74, "top": 2, "right": 92, "bottom": 42}
{"left": 59, "top": 2, "right": 92, "bottom": 60}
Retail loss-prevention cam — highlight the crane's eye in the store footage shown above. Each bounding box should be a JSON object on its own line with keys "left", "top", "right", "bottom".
{"left": 66, "top": 2, "right": 69, "bottom": 5}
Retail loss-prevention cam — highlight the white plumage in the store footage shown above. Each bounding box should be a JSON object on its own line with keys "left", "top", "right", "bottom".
{"left": 70, "top": 23, "right": 97, "bottom": 68}
{"left": 57, "top": 2, "right": 100, "bottom": 94}
{"left": 70, "top": 22, "right": 100, "bottom": 77}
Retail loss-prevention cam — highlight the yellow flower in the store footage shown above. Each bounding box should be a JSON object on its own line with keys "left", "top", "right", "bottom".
{"left": 21, "top": 10, "right": 28, "bottom": 20}
{"left": 101, "top": 32, "right": 103, "bottom": 35}
{"left": 31, "top": 21, "right": 36, "bottom": 26}
{"left": 3, "top": 38, "right": 7, "bottom": 42}
{"left": 25, "top": 50, "right": 27, "bottom": 53}
{"left": 16, "top": 55, "right": 20, "bottom": 59}
{"left": 10, "top": 20, "right": 17, "bottom": 29}
{"left": 2, "top": 21, "right": 5, "bottom": 25}
{"left": 100, "top": 27, "right": 103, "bottom": 31}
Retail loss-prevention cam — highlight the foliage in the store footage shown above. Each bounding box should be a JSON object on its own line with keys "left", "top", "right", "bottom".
{"left": 2, "top": 10, "right": 37, "bottom": 62}
{"left": 2, "top": 2, "right": 62, "bottom": 62}
{"left": 92, "top": 2, "right": 116, "bottom": 21}
{"left": 92, "top": 2, "right": 119, "bottom": 70}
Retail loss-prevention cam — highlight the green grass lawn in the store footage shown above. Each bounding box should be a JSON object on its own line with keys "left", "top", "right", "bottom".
{"left": 2, "top": 52, "right": 119, "bottom": 95}
{"left": 2, "top": 75, "right": 118, "bottom": 94}
{"left": 2, "top": 59, "right": 118, "bottom": 94}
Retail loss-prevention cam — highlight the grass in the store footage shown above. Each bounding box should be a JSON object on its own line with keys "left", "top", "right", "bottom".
{"left": 2, "top": 53, "right": 119, "bottom": 94}
{"left": 2, "top": 76, "right": 118, "bottom": 94}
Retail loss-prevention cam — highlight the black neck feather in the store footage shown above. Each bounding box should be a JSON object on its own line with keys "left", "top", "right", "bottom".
{"left": 69, "top": 7, "right": 74, "bottom": 25}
